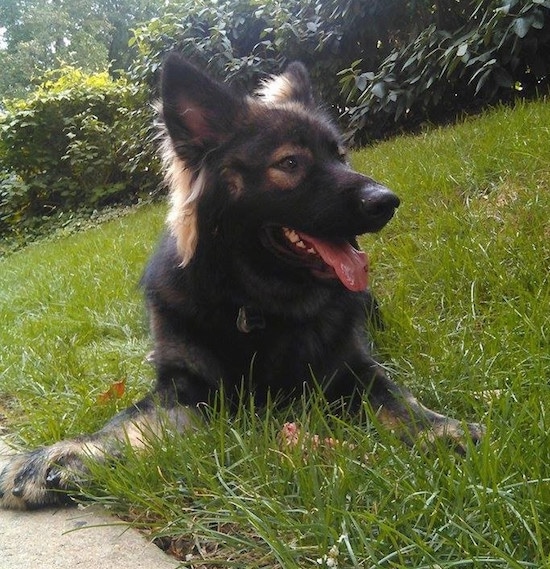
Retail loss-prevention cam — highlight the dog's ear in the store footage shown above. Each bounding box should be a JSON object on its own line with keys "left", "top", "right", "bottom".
{"left": 160, "top": 53, "right": 241, "bottom": 158}
{"left": 256, "top": 61, "right": 314, "bottom": 107}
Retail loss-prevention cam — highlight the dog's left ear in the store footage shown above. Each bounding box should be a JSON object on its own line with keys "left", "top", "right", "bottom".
{"left": 256, "top": 61, "right": 314, "bottom": 107}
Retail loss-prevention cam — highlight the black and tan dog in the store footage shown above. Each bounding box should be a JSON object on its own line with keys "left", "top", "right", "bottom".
{"left": 0, "top": 54, "right": 483, "bottom": 509}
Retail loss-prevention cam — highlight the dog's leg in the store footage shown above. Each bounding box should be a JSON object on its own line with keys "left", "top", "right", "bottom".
{"left": 0, "top": 393, "right": 197, "bottom": 510}
{"left": 359, "top": 360, "right": 484, "bottom": 453}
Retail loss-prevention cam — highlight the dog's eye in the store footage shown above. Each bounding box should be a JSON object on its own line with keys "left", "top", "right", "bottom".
{"left": 335, "top": 144, "right": 347, "bottom": 162}
{"left": 276, "top": 156, "right": 300, "bottom": 172}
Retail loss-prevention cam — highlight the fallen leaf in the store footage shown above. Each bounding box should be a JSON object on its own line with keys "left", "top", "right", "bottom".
{"left": 97, "top": 378, "right": 126, "bottom": 404}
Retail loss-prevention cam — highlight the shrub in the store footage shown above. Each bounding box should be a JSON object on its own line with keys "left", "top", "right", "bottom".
{"left": 0, "top": 67, "right": 160, "bottom": 237}
{"left": 129, "top": 0, "right": 416, "bottom": 106}
{"left": 129, "top": 0, "right": 282, "bottom": 92}
{"left": 339, "top": 0, "right": 550, "bottom": 142}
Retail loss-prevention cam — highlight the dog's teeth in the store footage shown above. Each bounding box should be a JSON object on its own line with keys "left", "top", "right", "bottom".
{"left": 284, "top": 228, "right": 300, "bottom": 244}
{"left": 283, "top": 227, "right": 316, "bottom": 254}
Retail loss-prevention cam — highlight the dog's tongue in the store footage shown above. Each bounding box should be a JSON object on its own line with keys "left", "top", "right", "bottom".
{"left": 302, "top": 233, "right": 368, "bottom": 291}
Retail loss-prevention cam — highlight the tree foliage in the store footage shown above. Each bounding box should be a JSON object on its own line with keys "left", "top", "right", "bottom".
{"left": 129, "top": 0, "right": 424, "bottom": 101}
{"left": 0, "top": 0, "right": 161, "bottom": 99}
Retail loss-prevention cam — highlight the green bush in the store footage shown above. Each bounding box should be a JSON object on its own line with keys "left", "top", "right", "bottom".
{"left": 339, "top": 0, "right": 550, "bottom": 141}
{"left": 129, "top": 0, "right": 281, "bottom": 91}
{"left": 0, "top": 171, "right": 29, "bottom": 231}
{"left": 0, "top": 67, "right": 160, "bottom": 237}
{"left": 129, "top": 0, "right": 415, "bottom": 102}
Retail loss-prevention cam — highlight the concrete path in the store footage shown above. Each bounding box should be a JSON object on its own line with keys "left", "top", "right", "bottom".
{"left": 0, "top": 440, "right": 180, "bottom": 569}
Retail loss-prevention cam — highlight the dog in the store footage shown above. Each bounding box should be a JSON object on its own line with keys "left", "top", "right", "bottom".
{"left": 0, "top": 54, "right": 483, "bottom": 509}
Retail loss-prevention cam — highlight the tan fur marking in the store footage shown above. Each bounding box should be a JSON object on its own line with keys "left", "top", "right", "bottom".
{"left": 248, "top": 94, "right": 314, "bottom": 120}
{"left": 256, "top": 74, "right": 296, "bottom": 104}
{"left": 266, "top": 169, "right": 296, "bottom": 190}
{"left": 164, "top": 152, "right": 205, "bottom": 267}
{"left": 222, "top": 168, "right": 244, "bottom": 196}
{"left": 118, "top": 407, "right": 197, "bottom": 449}
{"left": 156, "top": 104, "right": 205, "bottom": 267}
{"left": 0, "top": 440, "right": 101, "bottom": 509}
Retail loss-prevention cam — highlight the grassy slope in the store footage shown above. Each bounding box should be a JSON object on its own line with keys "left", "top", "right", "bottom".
{"left": 1, "top": 101, "right": 549, "bottom": 568}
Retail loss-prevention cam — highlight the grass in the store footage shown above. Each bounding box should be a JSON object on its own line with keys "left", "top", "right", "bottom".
{"left": 1, "top": 99, "right": 549, "bottom": 568}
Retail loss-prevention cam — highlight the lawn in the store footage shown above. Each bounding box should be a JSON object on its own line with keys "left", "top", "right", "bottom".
{"left": 1, "top": 100, "right": 549, "bottom": 568}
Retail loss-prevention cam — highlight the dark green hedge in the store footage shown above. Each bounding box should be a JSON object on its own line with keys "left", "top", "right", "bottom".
{"left": 130, "top": 0, "right": 550, "bottom": 142}
{"left": 339, "top": 0, "right": 550, "bottom": 141}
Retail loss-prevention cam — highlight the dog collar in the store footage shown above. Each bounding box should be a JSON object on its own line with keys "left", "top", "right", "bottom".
{"left": 237, "top": 305, "right": 266, "bottom": 333}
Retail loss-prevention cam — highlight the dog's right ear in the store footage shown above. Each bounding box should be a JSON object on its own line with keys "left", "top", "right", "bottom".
{"left": 160, "top": 53, "right": 241, "bottom": 162}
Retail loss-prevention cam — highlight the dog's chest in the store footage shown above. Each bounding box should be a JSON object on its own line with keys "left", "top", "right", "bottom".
{"left": 204, "top": 305, "right": 349, "bottom": 391}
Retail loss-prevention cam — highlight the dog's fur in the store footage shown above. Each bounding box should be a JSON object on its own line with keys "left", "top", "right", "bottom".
{"left": 0, "top": 55, "right": 483, "bottom": 509}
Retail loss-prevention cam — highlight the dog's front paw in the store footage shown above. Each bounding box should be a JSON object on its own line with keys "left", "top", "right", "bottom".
{"left": 422, "top": 418, "right": 485, "bottom": 455}
{"left": 0, "top": 442, "right": 88, "bottom": 509}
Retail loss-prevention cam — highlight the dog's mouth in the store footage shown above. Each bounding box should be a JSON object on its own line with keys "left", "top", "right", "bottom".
{"left": 261, "top": 226, "right": 368, "bottom": 292}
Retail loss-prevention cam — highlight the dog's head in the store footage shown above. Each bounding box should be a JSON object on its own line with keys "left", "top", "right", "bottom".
{"left": 158, "top": 53, "right": 399, "bottom": 292}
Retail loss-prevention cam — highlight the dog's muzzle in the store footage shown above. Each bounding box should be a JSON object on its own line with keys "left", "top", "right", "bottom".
{"left": 259, "top": 175, "right": 400, "bottom": 292}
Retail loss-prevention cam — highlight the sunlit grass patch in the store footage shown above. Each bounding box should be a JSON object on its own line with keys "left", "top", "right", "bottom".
{"left": 0, "top": 205, "right": 165, "bottom": 442}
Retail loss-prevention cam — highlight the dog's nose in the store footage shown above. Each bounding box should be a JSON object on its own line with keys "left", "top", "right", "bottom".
{"left": 361, "top": 183, "right": 400, "bottom": 212}
{"left": 359, "top": 183, "right": 400, "bottom": 232}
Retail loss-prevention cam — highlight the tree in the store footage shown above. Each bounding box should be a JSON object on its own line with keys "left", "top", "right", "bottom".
{"left": 0, "top": 0, "right": 161, "bottom": 100}
{"left": 339, "top": 0, "right": 550, "bottom": 141}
